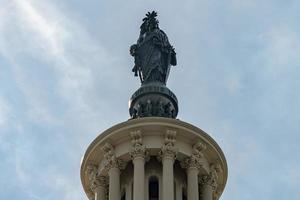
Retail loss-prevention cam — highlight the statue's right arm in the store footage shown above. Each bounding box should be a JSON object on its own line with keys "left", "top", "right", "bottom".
{"left": 130, "top": 44, "right": 137, "bottom": 56}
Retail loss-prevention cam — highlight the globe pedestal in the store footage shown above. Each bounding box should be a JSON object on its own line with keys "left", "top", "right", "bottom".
{"left": 129, "top": 83, "right": 178, "bottom": 119}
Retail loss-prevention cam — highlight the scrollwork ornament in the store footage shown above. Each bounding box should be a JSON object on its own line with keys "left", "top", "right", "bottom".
{"left": 158, "top": 130, "right": 177, "bottom": 161}
{"left": 101, "top": 142, "right": 125, "bottom": 171}
{"left": 130, "top": 130, "right": 148, "bottom": 160}
{"left": 199, "top": 164, "right": 220, "bottom": 191}
{"left": 130, "top": 142, "right": 148, "bottom": 159}
{"left": 85, "top": 164, "right": 108, "bottom": 195}
{"left": 90, "top": 175, "right": 107, "bottom": 192}
{"left": 159, "top": 142, "right": 177, "bottom": 160}
{"left": 86, "top": 164, "right": 98, "bottom": 183}
{"left": 180, "top": 141, "right": 208, "bottom": 170}
{"left": 199, "top": 174, "right": 218, "bottom": 191}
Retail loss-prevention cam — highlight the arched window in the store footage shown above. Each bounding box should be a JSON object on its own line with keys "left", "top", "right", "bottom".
{"left": 121, "top": 193, "right": 125, "bottom": 200}
{"left": 121, "top": 188, "right": 125, "bottom": 200}
{"left": 182, "top": 187, "right": 187, "bottom": 200}
{"left": 149, "top": 176, "right": 159, "bottom": 200}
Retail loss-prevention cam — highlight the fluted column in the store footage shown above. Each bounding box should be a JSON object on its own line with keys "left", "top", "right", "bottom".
{"left": 159, "top": 130, "right": 177, "bottom": 200}
{"left": 130, "top": 131, "right": 148, "bottom": 200}
{"left": 86, "top": 165, "right": 107, "bottom": 200}
{"left": 200, "top": 180, "right": 213, "bottom": 200}
{"left": 132, "top": 157, "right": 144, "bottom": 200}
{"left": 181, "top": 142, "right": 207, "bottom": 200}
{"left": 108, "top": 167, "right": 120, "bottom": 200}
{"left": 101, "top": 143, "right": 124, "bottom": 200}
{"left": 175, "top": 182, "right": 183, "bottom": 200}
{"left": 187, "top": 166, "right": 199, "bottom": 200}
{"left": 125, "top": 183, "right": 132, "bottom": 200}
{"left": 162, "top": 155, "right": 175, "bottom": 200}
{"left": 199, "top": 165, "right": 219, "bottom": 200}
{"left": 93, "top": 176, "right": 107, "bottom": 200}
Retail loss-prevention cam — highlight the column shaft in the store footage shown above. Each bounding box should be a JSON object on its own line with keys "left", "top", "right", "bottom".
{"left": 94, "top": 186, "right": 106, "bottom": 200}
{"left": 108, "top": 167, "right": 120, "bottom": 200}
{"left": 125, "top": 183, "right": 132, "bottom": 200}
{"left": 162, "top": 157, "right": 174, "bottom": 200}
{"left": 187, "top": 167, "right": 199, "bottom": 200}
{"left": 133, "top": 157, "right": 145, "bottom": 200}
{"left": 175, "top": 182, "right": 182, "bottom": 200}
{"left": 200, "top": 184, "right": 213, "bottom": 200}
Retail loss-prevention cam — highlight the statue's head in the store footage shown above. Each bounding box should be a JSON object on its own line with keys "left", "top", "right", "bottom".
{"left": 140, "top": 11, "right": 159, "bottom": 34}
{"left": 147, "top": 11, "right": 159, "bottom": 31}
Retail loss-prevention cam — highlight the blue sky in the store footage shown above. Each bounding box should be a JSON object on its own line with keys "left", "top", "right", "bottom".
{"left": 1, "top": 0, "right": 300, "bottom": 199}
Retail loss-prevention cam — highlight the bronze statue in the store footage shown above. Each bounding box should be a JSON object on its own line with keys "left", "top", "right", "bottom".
{"left": 129, "top": 11, "right": 179, "bottom": 119}
{"left": 130, "top": 11, "right": 177, "bottom": 85}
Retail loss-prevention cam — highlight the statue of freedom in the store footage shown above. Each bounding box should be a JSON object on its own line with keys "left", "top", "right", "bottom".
{"left": 130, "top": 11, "right": 177, "bottom": 85}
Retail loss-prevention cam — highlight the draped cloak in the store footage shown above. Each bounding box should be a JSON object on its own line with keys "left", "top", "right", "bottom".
{"left": 136, "top": 28, "right": 176, "bottom": 84}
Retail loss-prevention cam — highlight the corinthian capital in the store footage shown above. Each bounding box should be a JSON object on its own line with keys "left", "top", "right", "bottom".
{"left": 85, "top": 164, "right": 107, "bottom": 192}
{"left": 130, "top": 130, "right": 148, "bottom": 159}
{"left": 199, "top": 174, "right": 217, "bottom": 190}
{"left": 199, "top": 164, "right": 220, "bottom": 191}
{"left": 181, "top": 141, "right": 208, "bottom": 170}
{"left": 101, "top": 142, "right": 125, "bottom": 171}
{"left": 91, "top": 175, "right": 107, "bottom": 192}
{"left": 159, "top": 130, "right": 177, "bottom": 160}
{"left": 86, "top": 164, "right": 98, "bottom": 188}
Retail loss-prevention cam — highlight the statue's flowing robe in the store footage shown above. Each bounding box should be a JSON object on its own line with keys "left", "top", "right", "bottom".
{"left": 137, "top": 29, "right": 173, "bottom": 84}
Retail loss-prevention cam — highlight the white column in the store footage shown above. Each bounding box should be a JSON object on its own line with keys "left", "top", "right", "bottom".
{"left": 94, "top": 185, "right": 106, "bottom": 200}
{"left": 175, "top": 182, "right": 182, "bottom": 200}
{"left": 93, "top": 176, "right": 106, "bottom": 200}
{"left": 160, "top": 130, "right": 177, "bottom": 200}
{"left": 86, "top": 165, "right": 106, "bottom": 200}
{"left": 125, "top": 183, "right": 132, "bottom": 200}
{"left": 133, "top": 156, "right": 145, "bottom": 200}
{"left": 130, "top": 130, "right": 147, "bottom": 200}
{"left": 162, "top": 155, "right": 175, "bottom": 200}
{"left": 199, "top": 171, "right": 218, "bottom": 200}
{"left": 200, "top": 183, "right": 213, "bottom": 200}
{"left": 108, "top": 167, "right": 120, "bottom": 200}
{"left": 101, "top": 143, "right": 124, "bottom": 200}
{"left": 182, "top": 142, "right": 207, "bottom": 200}
{"left": 187, "top": 167, "right": 199, "bottom": 200}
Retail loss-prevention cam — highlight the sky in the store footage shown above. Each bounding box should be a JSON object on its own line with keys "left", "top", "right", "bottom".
{"left": 0, "top": 0, "right": 300, "bottom": 199}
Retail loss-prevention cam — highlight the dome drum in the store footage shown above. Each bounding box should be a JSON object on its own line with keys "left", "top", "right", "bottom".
{"left": 81, "top": 118, "right": 227, "bottom": 200}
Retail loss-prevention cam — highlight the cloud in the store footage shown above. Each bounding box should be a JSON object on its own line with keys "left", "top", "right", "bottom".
{"left": 0, "top": 96, "right": 10, "bottom": 129}
{"left": 0, "top": 0, "right": 118, "bottom": 126}
{"left": 260, "top": 26, "right": 300, "bottom": 70}
{"left": 15, "top": 0, "right": 67, "bottom": 57}
{"left": 0, "top": 1, "right": 112, "bottom": 199}
{"left": 48, "top": 172, "right": 85, "bottom": 200}
{"left": 1, "top": 1, "right": 299, "bottom": 200}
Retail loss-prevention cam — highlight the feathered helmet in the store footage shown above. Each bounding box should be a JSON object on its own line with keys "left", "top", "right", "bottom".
{"left": 140, "top": 11, "right": 159, "bottom": 33}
